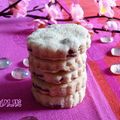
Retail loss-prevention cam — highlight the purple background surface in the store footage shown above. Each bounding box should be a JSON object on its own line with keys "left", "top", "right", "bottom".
{"left": 0, "top": 0, "right": 117, "bottom": 120}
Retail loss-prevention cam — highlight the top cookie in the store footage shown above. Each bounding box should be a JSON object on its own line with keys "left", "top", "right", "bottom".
{"left": 28, "top": 24, "right": 91, "bottom": 60}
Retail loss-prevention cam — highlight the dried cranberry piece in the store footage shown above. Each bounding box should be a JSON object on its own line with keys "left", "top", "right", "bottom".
{"left": 28, "top": 48, "right": 32, "bottom": 52}
{"left": 37, "top": 74, "right": 44, "bottom": 78}
{"left": 67, "top": 49, "right": 77, "bottom": 57}
{"left": 33, "top": 72, "right": 44, "bottom": 78}
{"left": 52, "top": 104, "right": 62, "bottom": 108}
{"left": 59, "top": 78, "right": 64, "bottom": 82}
{"left": 33, "top": 84, "right": 49, "bottom": 92}
{"left": 67, "top": 54, "right": 77, "bottom": 57}
{"left": 79, "top": 45, "right": 85, "bottom": 54}
{"left": 68, "top": 49, "right": 75, "bottom": 54}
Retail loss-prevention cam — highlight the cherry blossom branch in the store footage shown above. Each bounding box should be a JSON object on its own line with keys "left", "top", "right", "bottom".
{"left": 26, "top": 14, "right": 49, "bottom": 20}
{"left": 0, "top": 0, "right": 21, "bottom": 15}
{"left": 27, "top": 6, "right": 44, "bottom": 13}
{"left": 85, "top": 15, "right": 120, "bottom": 21}
{"left": 55, "top": 0, "right": 71, "bottom": 18}
{"left": 0, "top": 12, "right": 12, "bottom": 17}
{"left": 26, "top": 14, "right": 70, "bottom": 21}
{"left": 27, "top": 15, "right": 120, "bottom": 33}
{"left": 93, "top": 27, "right": 120, "bottom": 33}
{"left": 26, "top": 14, "right": 120, "bottom": 33}
{"left": 26, "top": 13, "right": 120, "bottom": 23}
{"left": 0, "top": 0, "right": 120, "bottom": 34}
{"left": 116, "top": 6, "right": 120, "bottom": 8}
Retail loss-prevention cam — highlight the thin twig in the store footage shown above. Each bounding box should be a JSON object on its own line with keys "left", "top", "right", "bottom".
{"left": 56, "top": 0, "right": 71, "bottom": 18}
{"left": 0, "top": 0, "right": 22, "bottom": 14}
{"left": 26, "top": 14, "right": 71, "bottom": 21}
{"left": 26, "top": 14, "right": 49, "bottom": 20}
{"left": 116, "top": 6, "right": 120, "bottom": 8}
{"left": 85, "top": 15, "right": 120, "bottom": 21}
{"left": 0, "top": 0, "right": 120, "bottom": 34}
{"left": 93, "top": 27, "right": 120, "bottom": 33}
{"left": 27, "top": 6, "right": 44, "bottom": 13}
{"left": 26, "top": 14, "right": 120, "bottom": 33}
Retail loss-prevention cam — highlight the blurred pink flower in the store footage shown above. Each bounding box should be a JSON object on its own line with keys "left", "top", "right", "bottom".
{"left": 78, "top": 20, "right": 93, "bottom": 29}
{"left": 104, "top": 20, "right": 120, "bottom": 31}
{"left": 98, "top": 0, "right": 116, "bottom": 17}
{"left": 9, "top": 0, "right": 31, "bottom": 18}
{"left": 30, "top": 19, "right": 47, "bottom": 30}
{"left": 70, "top": 3, "right": 84, "bottom": 22}
{"left": 94, "top": 0, "right": 99, "bottom": 3}
{"left": 44, "top": 4, "right": 63, "bottom": 22}
{"left": 49, "top": 0, "right": 55, "bottom": 3}
{"left": 9, "top": 0, "right": 17, "bottom": 4}
{"left": 107, "top": 0, "right": 116, "bottom": 7}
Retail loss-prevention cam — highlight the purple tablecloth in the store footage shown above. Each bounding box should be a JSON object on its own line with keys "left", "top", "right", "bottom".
{"left": 0, "top": 0, "right": 119, "bottom": 120}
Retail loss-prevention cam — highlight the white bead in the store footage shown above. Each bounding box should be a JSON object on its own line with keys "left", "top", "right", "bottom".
{"left": 23, "top": 58, "right": 29, "bottom": 67}
{"left": 11, "top": 68, "right": 30, "bottom": 80}
{"left": 100, "top": 37, "right": 113, "bottom": 43}
{"left": 0, "top": 58, "right": 11, "bottom": 69}
{"left": 111, "top": 48, "right": 120, "bottom": 56}
{"left": 110, "top": 64, "right": 120, "bottom": 74}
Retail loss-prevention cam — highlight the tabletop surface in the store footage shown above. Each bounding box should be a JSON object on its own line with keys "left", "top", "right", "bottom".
{"left": 0, "top": 0, "right": 120, "bottom": 120}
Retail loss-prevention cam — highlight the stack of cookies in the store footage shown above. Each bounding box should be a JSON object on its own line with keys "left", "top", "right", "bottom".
{"left": 27, "top": 24, "right": 91, "bottom": 108}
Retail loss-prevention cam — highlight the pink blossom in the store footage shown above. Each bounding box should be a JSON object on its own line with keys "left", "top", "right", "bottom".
{"left": 77, "top": 20, "right": 94, "bottom": 37}
{"left": 70, "top": 3, "right": 84, "bottom": 22}
{"left": 94, "top": 0, "right": 99, "bottom": 3}
{"left": 104, "top": 21, "right": 120, "bottom": 31}
{"left": 9, "top": 0, "right": 17, "bottom": 4}
{"left": 78, "top": 20, "right": 93, "bottom": 29}
{"left": 9, "top": 0, "right": 31, "bottom": 18}
{"left": 107, "top": 0, "right": 116, "bottom": 7}
{"left": 74, "top": 20, "right": 93, "bottom": 35}
{"left": 50, "top": 18, "right": 57, "bottom": 24}
{"left": 30, "top": 19, "right": 47, "bottom": 30}
{"left": 44, "top": 4, "right": 63, "bottom": 22}
{"left": 98, "top": 0, "right": 116, "bottom": 17}
{"left": 49, "top": 0, "right": 55, "bottom": 3}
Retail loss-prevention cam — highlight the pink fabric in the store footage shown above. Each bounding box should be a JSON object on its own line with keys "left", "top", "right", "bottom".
{"left": 0, "top": 18, "right": 116, "bottom": 120}
{"left": 0, "top": 17, "right": 99, "bottom": 120}
{"left": 0, "top": 0, "right": 118, "bottom": 120}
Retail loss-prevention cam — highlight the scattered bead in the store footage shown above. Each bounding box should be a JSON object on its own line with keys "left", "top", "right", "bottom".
{"left": 111, "top": 47, "right": 120, "bottom": 56}
{"left": 0, "top": 58, "right": 11, "bottom": 69}
{"left": 100, "top": 37, "right": 113, "bottom": 43}
{"left": 110, "top": 64, "right": 120, "bottom": 74}
{"left": 23, "top": 58, "right": 29, "bottom": 67}
{"left": 11, "top": 68, "right": 30, "bottom": 80}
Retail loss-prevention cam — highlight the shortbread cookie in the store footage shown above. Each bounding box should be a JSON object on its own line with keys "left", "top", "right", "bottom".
{"left": 49, "top": 24, "right": 91, "bottom": 49}
{"left": 28, "top": 24, "right": 91, "bottom": 60}
{"left": 32, "top": 86, "right": 86, "bottom": 108}
{"left": 29, "top": 53, "right": 87, "bottom": 73}
{"left": 32, "top": 71, "right": 87, "bottom": 96}
{"left": 30, "top": 65, "right": 85, "bottom": 84}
